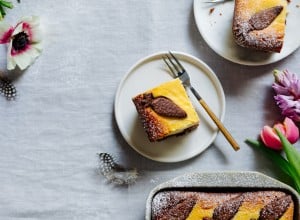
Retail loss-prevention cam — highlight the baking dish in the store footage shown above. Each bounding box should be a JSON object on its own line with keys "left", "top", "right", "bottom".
{"left": 145, "top": 171, "right": 299, "bottom": 220}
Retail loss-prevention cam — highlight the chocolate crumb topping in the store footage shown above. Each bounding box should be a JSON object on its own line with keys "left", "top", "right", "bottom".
{"left": 249, "top": 6, "right": 283, "bottom": 31}
{"left": 212, "top": 195, "right": 243, "bottom": 220}
{"left": 259, "top": 195, "right": 293, "bottom": 220}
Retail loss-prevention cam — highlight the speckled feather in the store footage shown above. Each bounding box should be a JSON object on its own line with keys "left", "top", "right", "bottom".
{"left": 98, "top": 153, "right": 138, "bottom": 185}
{"left": 0, "top": 77, "right": 17, "bottom": 100}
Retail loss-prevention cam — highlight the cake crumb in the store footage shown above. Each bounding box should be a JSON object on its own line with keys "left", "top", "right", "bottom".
{"left": 209, "top": 8, "right": 215, "bottom": 15}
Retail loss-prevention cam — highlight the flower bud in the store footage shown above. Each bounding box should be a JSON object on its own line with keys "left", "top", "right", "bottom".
{"left": 260, "top": 117, "right": 299, "bottom": 150}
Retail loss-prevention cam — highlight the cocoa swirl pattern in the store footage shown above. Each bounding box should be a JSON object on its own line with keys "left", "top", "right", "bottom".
{"left": 233, "top": 6, "right": 284, "bottom": 45}
{"left": 232, "top": 3, "right": 286, "bottom": 53}
{"left": 140, "top": 93, "right": 187, "bottom": 118}
{"left": 248, "top": 6, "right": 283, "bottom": 31}
{"left": 151, "top": 191, "right": 294, "bottom": 220}
{"left": 259, "top": 195, "right": 293, "bottom": 220}
{"left": 212, "top": 195, "right": 244, "bottom": 220}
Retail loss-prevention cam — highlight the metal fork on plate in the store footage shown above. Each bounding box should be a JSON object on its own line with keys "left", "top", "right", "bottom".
{"left": 163, "top": 52, "right": 240, "bottom": 151}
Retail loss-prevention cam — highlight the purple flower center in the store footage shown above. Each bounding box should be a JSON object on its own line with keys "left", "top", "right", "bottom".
{"left": 12, "top": 32, "right": 29, "bottom": 51}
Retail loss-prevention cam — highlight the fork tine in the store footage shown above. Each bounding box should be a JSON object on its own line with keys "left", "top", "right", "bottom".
{"left": 165, "top": 53, "right": 182, "bottom": 74}
{"left": 163, "top": 56, "right": 178, "bottom": 78}
{"left": 168, "top": 51, "right": 186, "bottom": 72}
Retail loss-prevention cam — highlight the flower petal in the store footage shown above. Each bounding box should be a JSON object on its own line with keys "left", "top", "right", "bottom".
{"left": 260, "top": 126, "right": 282, "bottom": 150}
{"left": 12, "top": 51, "right": 33, "bottom": 70}
{"left": 6, "top": 15, "right": 42, "bottom": 70}
{"left": 283, "top": 117, "right": 299, "bottom": 144}
{"left": 274, "top": 95, "right": 300, "bottom": 121}
{"left": 16, "top": 16, "right": 42, "bottom": 43}
{"left": 0, "top": 21, "right": 13, "bottom": 44}
{"left": 7, "top": 43, "right": 16, "bottom": 70}
{"left": 8, "top": 44, "right": 42, "bottom": 70}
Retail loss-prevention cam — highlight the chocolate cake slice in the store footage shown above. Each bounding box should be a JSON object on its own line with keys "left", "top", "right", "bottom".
{"left": 132, "top": 78, "right": 199, "bottom": 142}
{"left": 232, "top": 0, "right": 288, "bottom": 52}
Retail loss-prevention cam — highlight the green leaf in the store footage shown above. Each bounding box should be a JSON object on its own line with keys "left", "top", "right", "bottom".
{"left": 0, "top": 0, "right": 13, "bottom": 19}
{"left": 275, "top": 129, "right": 300, "bottom": 178}
{"left": 0, "top": 1, "right": 13, "bottom": 9}
{"left": 0, "top": 5, "right": 5, "bottom": 19}
{"left": 245, "top": 139, "right": 293, "bottom": 176}
{"left": 245, "top": 139, "right": 300, "bottom": 193}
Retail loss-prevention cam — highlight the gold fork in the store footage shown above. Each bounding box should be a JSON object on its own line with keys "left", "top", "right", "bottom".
{"left": 163, "top": 52, "right": 240, "bottom": 151}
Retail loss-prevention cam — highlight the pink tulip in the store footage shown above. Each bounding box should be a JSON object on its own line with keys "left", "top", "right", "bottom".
{"left": 260, "top": 117, "right": 299, "bottom": 150}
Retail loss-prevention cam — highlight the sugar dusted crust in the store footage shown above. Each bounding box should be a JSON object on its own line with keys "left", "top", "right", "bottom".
{"left": 232, "top": 0, "right": 288, "bottom": 53}
{"left": 132, "top": 94, "right": 168, "bottom": 142}
{"left": 151, "top": 190, "right": 295, "bottom": 220}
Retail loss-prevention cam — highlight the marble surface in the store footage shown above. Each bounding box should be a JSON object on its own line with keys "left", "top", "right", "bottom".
{"left": 0, "top": 0, "right": 299, "bottom": 219}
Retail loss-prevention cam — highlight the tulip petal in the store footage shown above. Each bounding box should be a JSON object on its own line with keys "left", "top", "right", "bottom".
{"left": 274, "top": 123, "right": 286, "bottom": 135}
{"left": 284, "top": 117, "right": 299, "bottom": 144}
{"left": 260, "top": 126, "right": 282, "bottom": 150}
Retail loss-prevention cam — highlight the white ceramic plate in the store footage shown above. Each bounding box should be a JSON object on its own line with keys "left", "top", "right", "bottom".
{"left": 193, "top": 0, "right": 300, "bottom": 66}
{"left": 114, "top": 51, "right": 225, "bottom": 163}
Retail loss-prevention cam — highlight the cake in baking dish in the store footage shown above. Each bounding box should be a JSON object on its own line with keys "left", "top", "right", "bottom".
{"left": 132, "top": 78, "right": 199, "bottom": 142}
{"left": 232, "top": 0, "right": 288, "bottom": 53}
{"left": 151, "top": 190, "right": 295, "bottom": 220}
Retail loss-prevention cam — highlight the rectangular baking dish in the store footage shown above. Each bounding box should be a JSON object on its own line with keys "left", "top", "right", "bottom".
{"left": 145, "top": 171, "right": 300, "bottom": 220}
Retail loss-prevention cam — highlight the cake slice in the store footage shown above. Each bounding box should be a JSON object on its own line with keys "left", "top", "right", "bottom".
{"left": 132, "top": 78, "right": 199, "bottom": 142}
{"left": 232, "top": 0, "right": 288, "bottom": 53}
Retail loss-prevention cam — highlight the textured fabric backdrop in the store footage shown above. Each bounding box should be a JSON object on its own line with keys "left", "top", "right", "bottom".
{"left": 0, "top": 0, "right": 299, "bottom": 219}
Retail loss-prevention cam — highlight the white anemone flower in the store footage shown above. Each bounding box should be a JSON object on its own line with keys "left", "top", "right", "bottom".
{"left": 0, "top": 16, "right": 42, "bottom": 70}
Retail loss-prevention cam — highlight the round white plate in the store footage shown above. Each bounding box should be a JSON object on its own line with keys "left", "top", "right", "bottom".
{"left": 193, "top": 0, "right": 300, "bottom": 66}
{"left": 114, "top": 51, "right": 225, "bottom": 163}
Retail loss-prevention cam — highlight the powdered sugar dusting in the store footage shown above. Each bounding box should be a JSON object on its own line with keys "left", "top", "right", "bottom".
{"left": 232, "top": 6, "right": 286, "bottom": 52}
{"left": 151, "top": 190, "right": 293, "bottom": 220}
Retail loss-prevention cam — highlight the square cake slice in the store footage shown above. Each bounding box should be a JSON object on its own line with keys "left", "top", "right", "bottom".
{"left": 132, "top": 78, "right": 199, "bottom": 142}
{"left": 232, "top": 0, "right": 287, "bottom": 53}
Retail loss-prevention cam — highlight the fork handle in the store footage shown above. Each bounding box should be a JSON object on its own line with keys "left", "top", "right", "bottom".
{"left": 190, "top": 87, "right": 240, "bottom": 151}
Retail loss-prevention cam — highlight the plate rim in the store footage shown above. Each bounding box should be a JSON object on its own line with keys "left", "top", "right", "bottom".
{"left": 193, "top": 0, "right": 300, "bottom": 66}
{"left": 114, "top": 51, "right": 226, "bottom": 162}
